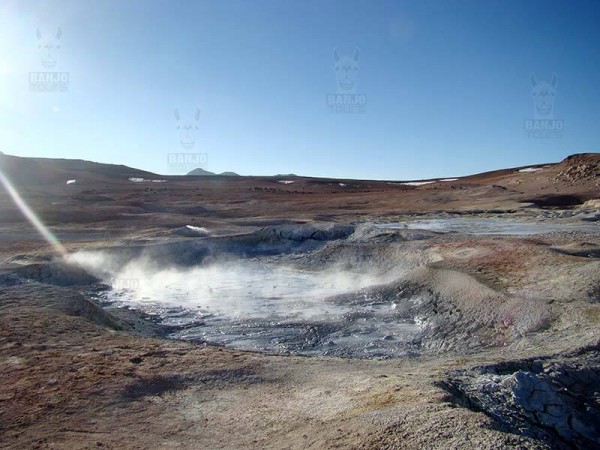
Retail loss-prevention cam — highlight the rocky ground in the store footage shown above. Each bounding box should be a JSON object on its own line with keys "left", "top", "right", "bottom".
{"left": 0, "top": 153, "right": 599, "bottom": 448}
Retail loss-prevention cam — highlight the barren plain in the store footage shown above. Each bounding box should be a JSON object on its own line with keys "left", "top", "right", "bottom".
{"left": 1, "top": 152, "right": 599, "bottom": 449}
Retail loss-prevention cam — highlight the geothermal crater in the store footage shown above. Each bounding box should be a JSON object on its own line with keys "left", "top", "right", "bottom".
{"left": 73, "top": 228, "right": 422, "bottom": 358}
{"left": 66, "top": 218, "right": 599, "bottom": 359}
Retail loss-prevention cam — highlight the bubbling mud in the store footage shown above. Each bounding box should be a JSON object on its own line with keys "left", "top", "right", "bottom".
{"left": 72, "top": 251, "right": 419, "bottom": 358}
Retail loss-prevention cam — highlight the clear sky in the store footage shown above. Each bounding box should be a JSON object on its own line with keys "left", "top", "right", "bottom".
{"left": 1, "top": 0, "right": 599, "bottom": 180}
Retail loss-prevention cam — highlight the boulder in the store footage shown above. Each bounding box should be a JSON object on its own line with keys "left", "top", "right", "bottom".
{"left": 580, "top": 199, "right": 600, "bottom": 209}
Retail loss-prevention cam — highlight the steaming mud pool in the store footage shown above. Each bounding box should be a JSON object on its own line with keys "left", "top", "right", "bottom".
{"left": 90, "top": 261, "right": 419, "bottom": 358}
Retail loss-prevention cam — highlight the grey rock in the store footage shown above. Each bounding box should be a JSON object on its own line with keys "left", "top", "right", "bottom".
{"left": 440, "top": 346, "right": 600, "bottom": 449}
{"left": 0, "top": 273, "right": 22, "bottom": 286}
{"left": 579, "top": 212, "right": 600, "bottom": 222}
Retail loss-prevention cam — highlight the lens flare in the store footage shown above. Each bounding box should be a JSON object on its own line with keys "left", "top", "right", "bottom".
{"left": 0, "top": 169, "right": 67, "bottom": 257}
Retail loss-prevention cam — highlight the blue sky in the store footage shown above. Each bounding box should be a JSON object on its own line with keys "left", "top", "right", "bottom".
{"left": 0, "top": 0, "right": 599, "bottom": 180}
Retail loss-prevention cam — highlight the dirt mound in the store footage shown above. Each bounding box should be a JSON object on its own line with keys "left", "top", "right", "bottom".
{"left": 256, "top": 223, "right": 355, "bottom": 242}
{"left": 560, "top": 153, "right": 600, "bottom": 165}
{"left": 14, "top": 261, "right": 100, "bottom": 286}
{"left": 555, "top": 154, "right": 600, "bottom": 183}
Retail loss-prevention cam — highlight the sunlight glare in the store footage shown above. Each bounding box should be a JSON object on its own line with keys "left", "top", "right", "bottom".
{"left": 0, "top": 168, "right": 67, "bottom": 257}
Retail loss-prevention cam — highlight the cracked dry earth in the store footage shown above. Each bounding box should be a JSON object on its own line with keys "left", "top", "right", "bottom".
{"left": 1, "top": 222, "right": 600, "bottom": 449}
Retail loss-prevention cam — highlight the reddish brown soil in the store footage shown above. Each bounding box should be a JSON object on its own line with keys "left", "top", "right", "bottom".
{"left": 0, "top": 153, "right": 598, "bottom": 448}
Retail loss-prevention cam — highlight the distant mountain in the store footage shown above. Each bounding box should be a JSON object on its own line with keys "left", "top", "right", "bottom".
{"left": 275, "top": 173, "right": 298, "bottom": 177}
{"left": 187, "top": 168, "right": 215, "bottom": 176}
{"left": 186, "top": 168, "right": 240, "bottom": 176}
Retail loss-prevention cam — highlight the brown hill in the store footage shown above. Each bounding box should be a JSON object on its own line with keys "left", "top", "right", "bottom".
{"left": 0, "top": 153, "right": 159, "bottom": 187}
